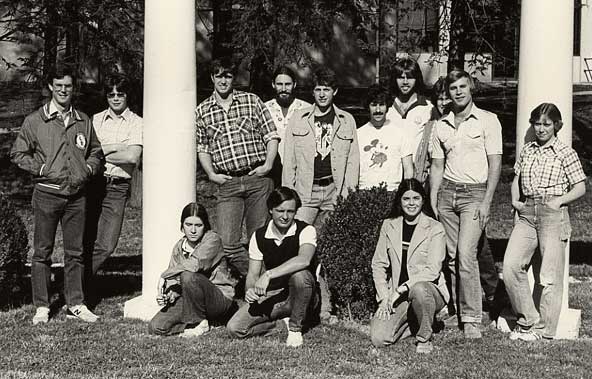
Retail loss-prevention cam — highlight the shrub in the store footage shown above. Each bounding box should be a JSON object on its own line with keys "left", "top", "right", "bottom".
{"left": 0, "top": 193, "right": 28, "bottom": 307}
{"left": 317, "top": 186, "right": 394, "bottom": 321}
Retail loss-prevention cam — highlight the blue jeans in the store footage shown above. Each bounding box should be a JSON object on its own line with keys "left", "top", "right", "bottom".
{"left": 215, "top": 175, "right": 273, "bottom": 277}
{"left": 31, "top": 188, "right": 86, "bottom": 307}
{"left": 502, "top": 197, "right": 571, "bottom": 339}
{"left": 227, "top": 270, "right": 319, "bottom": 336}
{"left": 437, "top": 179, "right": 486, "bottom": 323}
{"left": 149, "top": 272, "right": 237, "bottom": 335}
{"left": 370, "top": 282, "right": 446, "bottom": 346}
{"left": 84, "top": 177, "right": 130, "bottom": 275}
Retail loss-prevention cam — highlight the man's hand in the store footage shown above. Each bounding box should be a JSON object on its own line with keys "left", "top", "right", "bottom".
{"left": 511, "top": 200, "right": 526, "bottom": 215}
{"left": 156, "top": 277, "right": 167, "bottom": 306}
{"left": 209, "top": 173, "right": 232, "bottom": 185}
{"left": 254, "top": 271, "right": 271, "bottom": 296}
{"left": 245, "top": 288, "right": 260, "bottom": 304}
{"left": 474, "top": 201, "right": 491, "bottom": 230}
{"left": 248, "top": 163, "right": 271, "bottom": 177}
{"left": 431, "top": 200, "right": 439, "bottom": 220}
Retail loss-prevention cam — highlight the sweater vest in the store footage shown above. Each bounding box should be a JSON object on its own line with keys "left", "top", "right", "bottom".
{"left": 255, "top": 219, "right": 314, "bottom": 290}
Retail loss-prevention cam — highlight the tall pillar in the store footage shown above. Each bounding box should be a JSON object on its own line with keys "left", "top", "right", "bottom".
{"left": 124, "top": 0, "right": 197, "bottom": 321}
{"left": 515, "top": 0, "right": 579, "bottom": 339}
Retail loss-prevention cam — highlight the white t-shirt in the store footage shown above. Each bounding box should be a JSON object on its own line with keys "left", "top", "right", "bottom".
{"left": 357, "top": 120, "right": 413, "bottom": 191}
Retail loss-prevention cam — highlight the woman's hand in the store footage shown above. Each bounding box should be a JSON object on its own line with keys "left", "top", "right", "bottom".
{"left": 511, "top": 200, "right": 526, "bottom": 215}
{"left": 156, "top": 277, "right": 167, "bottom": 306}
{"left": 546, "top": 197, "right": 562, "bottom": 211}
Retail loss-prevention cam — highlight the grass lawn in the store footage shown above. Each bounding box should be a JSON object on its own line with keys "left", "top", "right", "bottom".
{"left": 0, "top": 282, "right": 591, "bottom": 379}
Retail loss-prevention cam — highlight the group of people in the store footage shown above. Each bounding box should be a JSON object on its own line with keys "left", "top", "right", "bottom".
{"left": 11, "top": 55, "right": 587, "bottom": 353}
{"left": 11, "top": 70, "right": 143, "bottom": 324}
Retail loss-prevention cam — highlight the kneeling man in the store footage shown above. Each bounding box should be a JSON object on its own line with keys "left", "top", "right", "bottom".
{"left": 227, "top": 187, "right": 319, "bottom": 347}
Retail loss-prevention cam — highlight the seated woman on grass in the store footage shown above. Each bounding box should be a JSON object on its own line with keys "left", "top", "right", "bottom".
{"left": 370, "top": 178, "right": 449, "bottom": 354}
{"left": 149, "top": 203, "right": 237, "bottom": 337}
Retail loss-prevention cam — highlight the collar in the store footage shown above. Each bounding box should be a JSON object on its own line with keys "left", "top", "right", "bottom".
{"left": 264, "top": 220, "right": 298, "bottom": 241}
{"left": 44, "top": 101, "right": 81, "bottom": 122}
{"left": 530, "top": 136, "right": 561, "bottom": 152}
{"left": 105, "top": 107, "right": 132, "bottom": 121}
{"left": 205, "top": 90, "right": 239, "bottom": 112}
{"left": 181, "top": 238, "right": 195, "bottom": 257}
{"left": 441, "top": 103, "right": 482, "bottom": 127}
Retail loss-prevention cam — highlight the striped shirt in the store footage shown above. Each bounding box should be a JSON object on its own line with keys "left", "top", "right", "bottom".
{"left": 515, "top": 138, "right": 586, "bottom": 196}
{"left": 196, "top": 90, "right": 279, "bottom": 174}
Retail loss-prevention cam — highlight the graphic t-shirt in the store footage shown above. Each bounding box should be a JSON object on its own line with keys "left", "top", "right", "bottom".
{"left": 357, "top": 121, "right": 413, "bottom": 191}
{"left": 313, "top": 108, "right": 335, "bottom": 180}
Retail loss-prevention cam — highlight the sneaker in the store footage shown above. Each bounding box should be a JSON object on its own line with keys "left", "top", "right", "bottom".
{"left": 416, "top": 340, "right": 433, "bottom": 354}
{"left": 32, "top": 307, "right": 50, "bottom": 325}
{"left": 180, "top": 319, "right": 210, "bottom": 338}
{"left": 66, "top": 304, "right": 99, "bottom": 323}
{"left": 281, "top": 317, "right": 290, "bottom": 330}
{"left": 510, "top": 326, "right": 541, "bottom": 341}
{"left": 463, "top": 322, "right": 482, "bottom": 339}
{"left": 286, "top": 331, "right": 303, "bottom": 347}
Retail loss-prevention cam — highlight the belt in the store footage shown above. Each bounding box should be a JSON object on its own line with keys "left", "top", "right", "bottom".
{"left": 313, "top": 176, "right": 334, "bottom": 186}
{"left": 104, "top": 175, "right": 130, "bottom": 185}
{"left": 221, "top": 161, "right": 264, "bottom": 177}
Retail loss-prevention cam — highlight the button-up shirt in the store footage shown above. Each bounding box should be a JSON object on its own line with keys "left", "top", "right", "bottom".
{"left": 93, "top": 107, "right": 143, "bottom": 179}
{"left": 432, "top": 103, "right": 503, "bottom": 184}
{"left": 196, "top": 90, "right": 279, "bottom": 174}
{"left": 265, "top": 98, "right": 311, "bottom": 161}
{"left": 515, "top": 137, "right": 586, "bottom": 196}
{"left": 47, "top": 100, "right": 73, "bottom": 127}
{"left": 386, "top": 95, "right": 433, "bottom": 157}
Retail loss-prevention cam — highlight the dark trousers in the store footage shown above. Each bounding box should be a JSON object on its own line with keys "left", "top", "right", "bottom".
{"left": 227, "top": 270, "right": 319, "bottom": 337}
{"left": 149, "top": 272, "right": 236, "bottom": 335}
{"left": 31, "top": 188, "right": 86, "bottom": 307}
{"left": 84, "top": 176, "right": 130, "bottom": 275}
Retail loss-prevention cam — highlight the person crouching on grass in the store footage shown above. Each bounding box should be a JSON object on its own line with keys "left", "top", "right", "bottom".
{"left": 503, "top": 103, "right": 586, "bottom": 341}
{"left": 370, "top": 178, "right": 448, "bottom": 354}
{"left": 227, "top": 187, "right": 320, "bottom": 347}
{"left": 149, "top": 203, "right": 237, "bottom": 337}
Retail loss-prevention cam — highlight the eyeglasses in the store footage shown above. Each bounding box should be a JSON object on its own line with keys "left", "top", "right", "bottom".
{"left": 107, "top": 92, "right": 126, "bottom": 99}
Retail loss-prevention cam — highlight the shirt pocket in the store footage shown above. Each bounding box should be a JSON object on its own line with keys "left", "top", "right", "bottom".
{"left": 463, "top": 128, "right": 484, "bottom": 149}
{"left": 538, "top": 156, "right": 565, "bottom": 189}
{"left": 235, "top": 117, "right": 254, "bottom": 135}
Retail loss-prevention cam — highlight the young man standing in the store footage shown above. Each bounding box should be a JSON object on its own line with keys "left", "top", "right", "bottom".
{"left": 265, "top": 66, "right": 311, "bottom": 164}
{"left": 85, "top": 75, "right": 143, "bottom": 302}
{"left": 11, "top": 69, "right": 103, "bottom": 324}
{"left": 282, "top": 67, "right": 359, "bottom": 226}
{"left": 386, "top": 57, "right": 433, "bottom": 159}
{"left": 196, "top": 57, "right": 279, "bottom": 277}
{"left": 227, "top": 187, "right": 319, "bottom": 347}
{"left": 430, "top": 70, "right": 502, "bottom": 338}
{"left": 358, "top": 85, "right": 414, "bottom": 191}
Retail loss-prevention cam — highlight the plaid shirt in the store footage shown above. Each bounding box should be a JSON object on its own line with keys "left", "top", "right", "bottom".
{"left": 515, "top": 138, "right": 586, "bottom": 196}
{"left": 196, "top": 90, "right": 279, "bottom": 174}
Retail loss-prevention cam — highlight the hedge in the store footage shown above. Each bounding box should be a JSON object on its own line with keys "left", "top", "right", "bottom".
{"left": 0, "top": 193, "right": 28, "bottom": 307}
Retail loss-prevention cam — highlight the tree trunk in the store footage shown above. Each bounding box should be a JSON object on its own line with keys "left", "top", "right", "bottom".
{"left": 42, "top": 0, "right": 58, "bottom": 82}
{"left": 448, "top": 0, "right": 467, "bottom": 72}
{"left": 129, "top": 165, "right": 142, "bottom": 209}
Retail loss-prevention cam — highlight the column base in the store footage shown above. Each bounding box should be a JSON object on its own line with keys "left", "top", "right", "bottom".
{"left": 123, "top": 295, "right": 162, "bottom": 322}
{"left": 496, "top": 307, "right": 581, "bottom": 340}
{"left": 555, "top": 308, "right": 581, "bottom": 340}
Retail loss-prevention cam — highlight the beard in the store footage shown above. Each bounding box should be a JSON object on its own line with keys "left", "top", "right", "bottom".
{"left": 275, "top": 92, "right": 295, "bottom": 108}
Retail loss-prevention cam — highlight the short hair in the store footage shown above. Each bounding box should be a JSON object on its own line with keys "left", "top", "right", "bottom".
{"left": 445, "top": 70, "right": 475, "bottom": 94}
{"left": 364, "top": 84, "right": 393, "bottom": 109}
{"left": 179, "top": 202, "right": 212, "bottom": 233}
{"left": 386, "top": 178, "right": 432, "bottom": 219}
{"left": 47, "top": 67, "right": 76, "bottom": 86}
{"left": 429, "top": 77, "right": 449, "bottom": 120}
{"left": 103, "top": 74, "right": 131, "bottom": 95}
{"left": 312, "top": 67, "right": 337, "bottom": 89}
{"left": 266, "top": 186, "right": 302, "bottom": 210}
{"left": 390, "top": 57, "right": 425, "bottom": 96}
{"left": 529, "top": 102, "right": 564, "bottom": 133}
{"left": 210, "top": 57, "right": 238, "bottom": 77}
{"left": 272, "top": 65, "right": 298, "bottom": 84}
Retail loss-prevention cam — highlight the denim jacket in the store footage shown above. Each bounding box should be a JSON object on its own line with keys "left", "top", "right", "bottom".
{"left": 372, "top": 213, "right": 449, "bottom": 305}
{"left": 282, "top": 105, "right": 360, "bottom": 202}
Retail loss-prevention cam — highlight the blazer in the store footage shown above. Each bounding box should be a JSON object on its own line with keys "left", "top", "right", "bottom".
{"left": 282, "top": 104, "right": 360, "bottom": 202}
{"left": 371, "top": 212, "right": 449, "bottom": 304}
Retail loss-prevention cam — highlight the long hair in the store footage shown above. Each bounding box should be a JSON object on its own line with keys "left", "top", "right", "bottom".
{"left": 390, "top": 57, "right": 425, "bottom": 97}
{"left": 179, "top": 202, "right": 211, "bottom": 232}
{"left": 387, "top": 178, "right": 430, "bottom": 219}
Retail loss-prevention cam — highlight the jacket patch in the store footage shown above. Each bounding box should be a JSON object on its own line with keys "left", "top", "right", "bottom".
{"left": 75, "top": 133, "right": 87, "bottom": 150}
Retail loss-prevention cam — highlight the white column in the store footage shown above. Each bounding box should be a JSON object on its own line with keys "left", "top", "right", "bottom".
{"left": 124, "top": 0, "right": 197, "bottom": 321}
{"left": 515, "top": 0, "right": 579, "bottom": 339}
